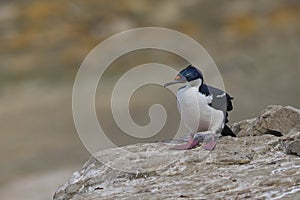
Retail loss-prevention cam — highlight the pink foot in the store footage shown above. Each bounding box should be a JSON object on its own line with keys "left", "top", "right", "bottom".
{"left": 202, "top": 136, "right": 217, "bottom": 151}
{"left": 170, "top": 138, "right": 199, "bottom": 150}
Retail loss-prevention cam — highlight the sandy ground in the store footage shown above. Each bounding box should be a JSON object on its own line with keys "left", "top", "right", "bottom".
{"left": 0, "top": 168, "right": 78, "bottom": 200}
{"left": 0, "top": 84, "right": 89, "bottom": 199}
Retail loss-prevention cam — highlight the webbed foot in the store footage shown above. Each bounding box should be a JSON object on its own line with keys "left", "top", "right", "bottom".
{"left": 202, "top": 135, "right": 217, "bottom": 151}
{"left": 170, "top": 137, "right": 200, "bottom": 150}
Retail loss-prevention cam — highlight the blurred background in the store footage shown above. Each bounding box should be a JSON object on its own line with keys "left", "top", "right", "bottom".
{"left": 0, "top": 0, "right": 299, "bottom": 199}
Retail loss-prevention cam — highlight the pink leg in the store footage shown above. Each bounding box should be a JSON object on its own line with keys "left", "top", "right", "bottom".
{"left": 202, "top": 134, "right": 217, "bottom": 151}
{"left": 170, "top": 134, "right": 200, "bottom": 150}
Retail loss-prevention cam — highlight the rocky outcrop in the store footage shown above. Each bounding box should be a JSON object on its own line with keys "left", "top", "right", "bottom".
{"left": 232, "top": 105, "right": 300, "bottom": 156}
{"left": 231, "top": 105, "right": 300, "bottom": 137}
{"left": 54, "top": 105, "right": 300, "bottom": 200}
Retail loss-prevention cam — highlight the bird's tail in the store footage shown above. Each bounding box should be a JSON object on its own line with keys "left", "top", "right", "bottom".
{"left": 221, "top": 124, "right": 236, "bottom": 137}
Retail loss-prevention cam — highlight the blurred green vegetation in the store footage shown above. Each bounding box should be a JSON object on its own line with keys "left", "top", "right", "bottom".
{"left": 1, "top": 0, "right": 298, "bottom": 87}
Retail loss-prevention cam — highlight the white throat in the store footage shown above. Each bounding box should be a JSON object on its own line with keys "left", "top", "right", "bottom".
{"left": 178, "top": 78, "right": 203, "bottom": 91}
{"left": 188, "top": 78, "right": 202, "bottom": 88}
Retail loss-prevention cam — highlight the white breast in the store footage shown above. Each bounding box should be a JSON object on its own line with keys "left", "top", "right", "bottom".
{"left": 177, "top": 85, "right": 224, "bottom": 134}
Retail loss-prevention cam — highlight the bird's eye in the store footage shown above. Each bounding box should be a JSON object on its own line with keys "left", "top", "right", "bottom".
{"left": 175, "top": 75, "right": 181, "bottom": 80}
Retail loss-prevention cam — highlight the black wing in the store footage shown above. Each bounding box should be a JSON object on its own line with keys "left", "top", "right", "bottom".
{"left": 199, "top": 84, "right": 234, "bottom": 123}
{"left": 199, "top": 84, "right": 235, "bottom": 137}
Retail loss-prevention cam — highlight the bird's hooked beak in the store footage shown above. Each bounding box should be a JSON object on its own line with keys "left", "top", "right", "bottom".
{"left": 164, "top": 73, "right": 187, "bottom": 87}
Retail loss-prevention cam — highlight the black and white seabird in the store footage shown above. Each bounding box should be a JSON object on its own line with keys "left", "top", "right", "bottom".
{"left": 164, "top": 65, "right": 235, "bottom": 150}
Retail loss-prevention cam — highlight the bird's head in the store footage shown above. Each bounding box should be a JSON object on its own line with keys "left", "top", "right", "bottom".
{"left": 164, "top": 65, "right": 204, "bottom": 87}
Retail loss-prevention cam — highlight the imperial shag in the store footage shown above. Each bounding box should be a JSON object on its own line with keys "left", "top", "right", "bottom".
{"left": 164, "top": 65, "right": 235, "bottom": 150}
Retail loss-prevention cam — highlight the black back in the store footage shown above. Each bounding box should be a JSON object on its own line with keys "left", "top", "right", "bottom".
{"left": 199, "top": 84, "right": 233, "bottom": 122}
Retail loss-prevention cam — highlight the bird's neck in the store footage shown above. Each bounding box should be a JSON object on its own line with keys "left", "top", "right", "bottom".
{"left": 178, "top": 79, "right": 202, "bottom": 91}
{"left": 188, "top": 79, "right": 202, "bottom": 88}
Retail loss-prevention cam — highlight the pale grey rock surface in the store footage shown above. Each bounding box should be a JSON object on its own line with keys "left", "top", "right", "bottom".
{"left": 54, "top": 105, "right": 300, "bottom": 200}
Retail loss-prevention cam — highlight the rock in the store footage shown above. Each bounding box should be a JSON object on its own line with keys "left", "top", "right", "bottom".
{"left": 232, "top": 105, "right": 300, "bottom": 137}
{"left": 279, "top": 128, "right": 300, "bottom": 156}
{"left": 287, "top": 140, "right": 300, "bottom": 156}
{"left": 54, "top": 105, "right": 300, "bottom": 200}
